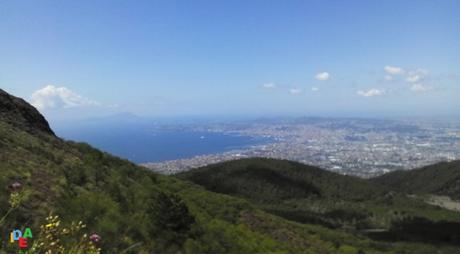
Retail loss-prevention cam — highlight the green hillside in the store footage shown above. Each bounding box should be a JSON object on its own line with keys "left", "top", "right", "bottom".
{"left": 372, "top": 161, "right": 460, "bottom": 199}
{"left": 178, "top": 158, "right": 385, "bottom": 201}
{"left": 1, "top": 88, "right": 460, "bottom": 253}
{"left": 179, "top": 158, "right": 460, "bottom": 251}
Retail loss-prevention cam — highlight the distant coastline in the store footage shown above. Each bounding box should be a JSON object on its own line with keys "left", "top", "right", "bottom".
{"left": 57, "top": 125, "right": 272, "bottom": 163}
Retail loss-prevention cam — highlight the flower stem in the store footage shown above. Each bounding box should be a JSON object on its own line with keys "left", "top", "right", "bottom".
{"left": 0, "top": 207, "right": 15, "bottom": 226}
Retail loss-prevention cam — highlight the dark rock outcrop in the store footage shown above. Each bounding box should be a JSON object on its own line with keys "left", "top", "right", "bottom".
{"left": 0, "top": 88, "right": 55, "bottom": 135}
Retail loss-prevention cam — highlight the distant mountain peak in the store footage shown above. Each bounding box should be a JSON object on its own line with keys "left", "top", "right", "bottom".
{"left": 0, "top": 88, "right": 55, "bottom": 135}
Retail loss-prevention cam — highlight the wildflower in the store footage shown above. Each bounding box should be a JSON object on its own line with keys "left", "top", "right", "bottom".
{"left": 8, "top": 181, "right": 22, "bottom": 192}
{"left": 89, "top": 233, "right": 101, "bottom": 244}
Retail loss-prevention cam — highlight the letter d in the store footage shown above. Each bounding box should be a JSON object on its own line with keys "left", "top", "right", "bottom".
{"left": 12, "top": 229, "right": 22, "bottom": 241}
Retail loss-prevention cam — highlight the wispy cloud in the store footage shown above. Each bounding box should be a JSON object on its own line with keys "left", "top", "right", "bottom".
{"left": 406, "top": 69, "right": 428, "bottom": 83}
{"left": 357, "top": 89, "right": 385, "bottom": 97}
{"left": 404, "top": 69, "right": 431, "bottom": 92}
{"left": 289, "top": 88, "right": 302, "bottom": 95}
{"left": 384, "top": 66, "right": 433, "bottom": 93}
{"left": 311, "top": 87, "right": 319, "bottom": 92}
{"left": 384, "top": 66, "right": 405, "bottom": 75}
{"left": 384, "top": 75, "right": 394, "bottom": 81}
{"left": 262, "top": 83, "right": 277, "bottom": 89}
{"left": 31, "top": 85, "right": 100, "bottom": 110}
{"left": 410, "top": 84, "right": 432, "bottom": 92}
{"left": 406, "top": 75, "right": 421, "bottom": 83}
{"left": 315, "top": 72, "right": 330, "bottom": 81}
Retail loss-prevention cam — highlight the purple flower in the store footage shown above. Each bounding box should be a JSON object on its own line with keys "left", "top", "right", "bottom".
{"left": 9, "top": 182, "right": 22, "bottom": 192}
{"left": 89, "top": 233, "right": 101, "bottom": 243}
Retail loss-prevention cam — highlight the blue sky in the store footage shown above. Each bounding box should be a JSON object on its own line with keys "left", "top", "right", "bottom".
{"left": 1, "top": 0, "right": 459, "bottom": 122}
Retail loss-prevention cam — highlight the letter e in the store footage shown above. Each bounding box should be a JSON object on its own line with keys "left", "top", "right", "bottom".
{"left": 18, "top": 237, "right": 28, "bottom": 249}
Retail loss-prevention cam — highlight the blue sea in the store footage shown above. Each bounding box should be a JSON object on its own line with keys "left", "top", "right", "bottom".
{"left": 56, "top": 124, "right": 269, "bottom": 163}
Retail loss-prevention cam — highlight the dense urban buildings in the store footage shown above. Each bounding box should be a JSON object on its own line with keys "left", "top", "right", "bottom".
{"left": 144, "top": 118, "right": 460, "bottom": 178}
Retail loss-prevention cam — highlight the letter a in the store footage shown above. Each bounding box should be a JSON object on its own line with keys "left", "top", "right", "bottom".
{"left": 23, "top": 228, "right": 33, "bottom": 238}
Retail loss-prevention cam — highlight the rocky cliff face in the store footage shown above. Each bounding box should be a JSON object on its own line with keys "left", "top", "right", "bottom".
{"left": 0, "top": 88, "right": 54, "bottom": 135}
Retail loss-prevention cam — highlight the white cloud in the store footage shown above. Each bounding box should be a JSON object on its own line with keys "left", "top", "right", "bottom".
{"left": 311, "top": 87, "right": 319, "bottom": 92}
{"left": 384, "top": 66, "right": 405, "bottom": 75}
{"left": 289, "top": 88, "right": 302, "bottom": 95}
{"left": 384, "top": 75, "right": 394, "bottom": 81}
{"left": 406, "top": 75, "right": 421, "bottom": 83}
{"left": 357, "top": 89, "right": 385, "bottom": 97}
{"left": 262, "top": 83, "right": 277, "bottom": 89}
{"left": 410, "top": 84, "right": 432, "bottom": 92}
{"left": 406, "top": 69, "right": 428, "bottom": 83}
{"left": 31, "top": 85, "right": 100, "bottom": 110}
{"left": 384, "top": 66, "right": 432, "bottom": 93}
{"left": 315, "top": 72, "right": 330, "bottom": 81}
